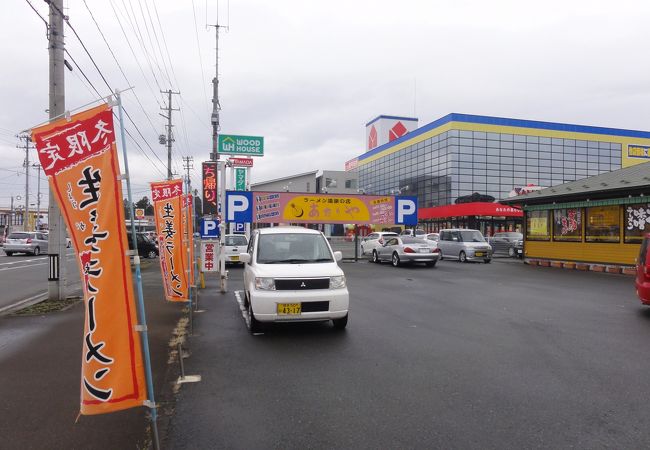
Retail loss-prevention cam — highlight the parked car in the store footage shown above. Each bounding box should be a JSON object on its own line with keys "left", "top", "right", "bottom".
{"left": 399, "top": 228, "right": 427, "bottom": 237}
{"left": 360, "top": 231, "right": 398, "bottom": 256}
{"left": 224, "top": 234, "right": 249, "bottom": 265}
{"left": 40, "top": 231, "right": 72, "bottom": 248}
{"left": 126, "top": 232, "right": 159, "bottom": 259}
{"left": 488, "top": 232, "right": 523, "bottom": 257}
{"left": 239, "top": 226, "right": 349, "bottom": 333}
{"left": 3, "top": 231, "right": 49, "bottom": 256}
{"left": 425, "top": 233, "right": 440, "bottom": 248}
{"left": 372, "top": 236, "right": 439, "bottom": 267}
{"left": 635, "top": 234, "right": 650, "bottom": 305}
{"left": 437, "top": 229, "right": 492, "bottom": 263}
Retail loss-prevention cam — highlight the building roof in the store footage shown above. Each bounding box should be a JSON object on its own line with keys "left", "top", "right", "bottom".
{"left": 501, "top": 161, "right": 650, "bottom": 205}
{"left": 357, "top": 113, "right": 650, "bottom": 163}
{"left": 251, "top": 170, "right": 318, "bottom": 187}
{"left": 365, "top": 115, "right": 419, "bottom": 127}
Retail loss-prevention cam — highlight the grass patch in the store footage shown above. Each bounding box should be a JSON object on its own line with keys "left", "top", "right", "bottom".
{"left": 12, "top": 296, "right": 82, "bottom": 316}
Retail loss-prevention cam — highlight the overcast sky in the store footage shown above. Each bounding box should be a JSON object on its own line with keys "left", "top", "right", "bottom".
{"left": 2, "top": 0, "right": 650, "bottom": 210}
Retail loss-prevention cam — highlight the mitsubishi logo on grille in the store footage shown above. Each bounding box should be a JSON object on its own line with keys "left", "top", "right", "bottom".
{"left": 300, "top": 282, "right": 306, "bottom": 288}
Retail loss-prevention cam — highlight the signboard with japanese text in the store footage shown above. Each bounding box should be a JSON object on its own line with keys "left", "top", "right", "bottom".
{"left": 151, "top": 179, "right": 189, "bottom": 302}
{"left": 31, "top": 103, "right": 146, "bottom": 415}
{"left": 229, "top": 157, "right": 254, "bottom": 167}
{"left": 218, "top": 134, "right": 264, "bottom": 156}
{"left": 225, "top": 191, "right": 418, "bottom": 225}
{"left": 235, "top": 168, "right": 246, "bottom": 191}
{"left": 202, "top": 162, "right": 218, "bottom": 215}
{"left": 200, "top": 241, "right": 218, "bottom": 272}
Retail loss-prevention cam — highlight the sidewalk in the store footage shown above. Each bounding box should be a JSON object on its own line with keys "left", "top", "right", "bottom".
{"left": 0, "top": 263, "right": 185, "bottom": 450}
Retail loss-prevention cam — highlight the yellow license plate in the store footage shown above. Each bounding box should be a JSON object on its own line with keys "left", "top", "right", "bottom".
{"left": 230, "top": 255, "right": 240, "bottom": 261}
{"left": 475, "top": 252, "right": 485, "bottom": 257}
{"left": 277, "top": 303, "right": 301, "bottom": 315}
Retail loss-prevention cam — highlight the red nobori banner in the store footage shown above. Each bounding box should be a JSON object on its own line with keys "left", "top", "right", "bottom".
{"left": 31, "top": 103, "right": 146, "bottom": 415}
{"left": 202, "top": 162, "right": 218, "bottom": 215}
{"left": 151, "top": 179, "right": 189, "bottom": 302}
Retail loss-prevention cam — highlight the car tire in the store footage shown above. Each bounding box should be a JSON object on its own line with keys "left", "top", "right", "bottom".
{"left": 508, "top": 247, "right": 515, "bottom": 257}
{"left": 66, "top": 241, "right": 71, "bottom": 248}
{"left": 392, "top": 252, "right": 400, "bottom": 267}
{"left": 425, "top": 260, "right": 437, "bottom": 267}
{"left": 243, "top": 290, "right": 250, "bottom": 308}
{"left": 248, "top": 300, "right": 263, "bottom": 334}
{"left": 484, "top": 258, "right": 492, "bottom": 264}
{"left": 372, "top": 250, "right": 379, "bottom": 264}
{"left": 5, "top": 252, "right": 13, "bottom": 256}
{"left": 147, "top": 250, "right": 158, "bottom": 259}
{"left": 459, "top": 251, "right": 467, "bottom": 263}
{"left": 33, "top": 247, "right": 40, "bottom": 256}
{"left": 332, "top": 313, "right": 348, "bottom": 330}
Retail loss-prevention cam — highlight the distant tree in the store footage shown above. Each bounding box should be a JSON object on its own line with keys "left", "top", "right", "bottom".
{"left": 135, "top": 196, "right": 154, "bottom": 216}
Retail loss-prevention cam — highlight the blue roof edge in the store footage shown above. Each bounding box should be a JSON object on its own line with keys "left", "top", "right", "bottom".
{"left": 357, "top": 113, "right": 650, "bottom": 162}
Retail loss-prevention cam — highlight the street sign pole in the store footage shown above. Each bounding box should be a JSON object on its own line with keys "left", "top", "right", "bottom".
{"left": 218, "top": 160, "right": 227, "bottom": 293}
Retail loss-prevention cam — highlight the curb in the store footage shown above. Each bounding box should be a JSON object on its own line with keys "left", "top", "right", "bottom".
{"left": 524, "top": 258, "right": 634, "bottom": 276}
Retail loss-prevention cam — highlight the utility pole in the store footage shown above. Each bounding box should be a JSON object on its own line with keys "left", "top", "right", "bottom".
{"left": 182, "top": 156, "right": 194, "bottom": 192}
{"left": 208, "top": 22, "right": 228, "bottom": 292}
{"left": 32, "top": 163, "right": 42, "bottom": 230}
{"left": 159, "top": 89, "right": 180, "bottom": 180}
{"left": 17, "top": 135, "right": 34, "bottom": 231}
{"left": 48, "top": 0, "right": 67, "bottom": 301}
{"left": 208, "top": 23, "right": 227, "bottom": 161}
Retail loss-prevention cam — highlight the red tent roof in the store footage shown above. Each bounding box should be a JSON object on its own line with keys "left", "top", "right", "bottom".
{"left": 419, "top": 202, "right": 523, "bottom": 219}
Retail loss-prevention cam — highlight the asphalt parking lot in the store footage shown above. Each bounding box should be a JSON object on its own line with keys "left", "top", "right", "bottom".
{"left": 167, "top": 258, "right": 650, "bottom": 449}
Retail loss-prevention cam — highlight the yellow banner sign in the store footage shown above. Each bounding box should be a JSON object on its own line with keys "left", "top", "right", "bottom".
{"left": 32, "top": 104, "right": 146, "bottom": 415}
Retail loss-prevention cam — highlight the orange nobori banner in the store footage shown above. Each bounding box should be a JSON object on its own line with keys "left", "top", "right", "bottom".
{"left": 151, "top": 179, "right": 189, "bottom": 302}
{"left": 183, "top": 194, "right": 195, "bottom": 285}
{"left": 31, "top": 103, "right": 146, "bottom": 415}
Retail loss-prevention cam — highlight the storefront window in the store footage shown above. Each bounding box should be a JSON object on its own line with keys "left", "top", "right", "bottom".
{"left": 552, "top": 208, "right": 582, "bottom": 242}
{"left": 526, "top": 210, "right": 550, "bottom": 241}
{"left": 624, "top": 204, "right": 650, "bottom": 243}
{"left": 586, "top": 206, "right": 620, "bottom": 243}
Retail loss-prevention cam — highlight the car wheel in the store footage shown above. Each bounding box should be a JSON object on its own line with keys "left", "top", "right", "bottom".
{"left": 425, "top": 260, "right": 437, "bottom": 267}
{"left": 459, "top": 251, "right": 467, "bottom": 263}
{"left": 332, "top": 313, "right": 348, "bottom": 330}
{"left": 243, "top": 290, "right": 250, "bottom": 308}
{"left": 372, "top": 250, "right": 379, "bottom": 264}
{"left": 484, "top": 258, "right": 492, "bottom": 264}
{"left": 33, "top": 247, "right": 40, "bottom": 256}
{"left": 392, "top": 252, "right": 400, "bottom": 267}
{"left": 147, "top": 250, "right": 158, "bottom": 259}
{"left": 5, "top": 252, "right": 13, "bottom": 256}
{"left": 66, "top": 241, "right": 71, "bottom": 248}
{"left": 248, "top": 300, "right": 263, "bottom": 334}
{"left": 508, "top": 247, "right": 515, "bottom": 257}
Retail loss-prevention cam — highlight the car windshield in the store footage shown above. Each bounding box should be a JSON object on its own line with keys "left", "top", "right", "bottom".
{"left": 257, "top": 233, "right": 333, "bottom": 264}
{"left": 459, "top": 231, "right": 485, "bottom": 242}
{"left": 8, "top": 233, "right": 31, "bottom": 239}
{"left": 401, "top": 237, "right": 426, "bottom": 244}
{"left": 427, "top": 234, "right": 439, "bottom": 241}
{"left": 381, "top": 233, "right": 398, "bottom": 238}
{"left": 225, "top": 235, "right": 248, "bottom": 246}
{"left": 414, "top": 230, "right": 426, "bottom": 235}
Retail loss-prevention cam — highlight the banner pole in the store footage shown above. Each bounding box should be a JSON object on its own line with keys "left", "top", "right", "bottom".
{"left": 185, "top": 177, "right": 194, "bottom": 335}
{"left": 115, "top": 90, "right": 161, "bottom": 450}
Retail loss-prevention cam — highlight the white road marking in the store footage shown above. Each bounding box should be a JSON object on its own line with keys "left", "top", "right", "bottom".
{"left": 0, "top": 262, "right": 48, "bottom": 272}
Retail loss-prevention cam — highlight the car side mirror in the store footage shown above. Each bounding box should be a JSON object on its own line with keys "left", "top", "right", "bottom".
{"left": 239, "top": 253, "right": 251, "bottom": 264}
{"left": 333, "top": 251, "right": 343, "bottom": 262}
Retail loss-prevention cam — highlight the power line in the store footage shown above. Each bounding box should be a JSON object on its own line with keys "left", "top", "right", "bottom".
{"left": 191, "top": 0, "right": 210, "bottom": 114}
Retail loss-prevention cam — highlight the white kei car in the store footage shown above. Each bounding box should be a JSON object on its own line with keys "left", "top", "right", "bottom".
{"left": 360, "top": 231, "right": 398, "bottom": 256}
{"left": 239, "top": 227, "right": 349, "bottom": 333}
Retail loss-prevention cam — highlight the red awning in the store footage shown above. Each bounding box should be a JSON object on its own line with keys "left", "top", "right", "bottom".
{"left": 419, "top": 202, "right": 523, "bottom": 219}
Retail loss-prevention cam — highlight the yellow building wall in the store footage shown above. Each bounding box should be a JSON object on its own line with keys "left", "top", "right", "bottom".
{"left": 525, "top": 206, "right": 640, "bottom": 266}
{"left": 525, "top": 240, "right": 639, "bottom": 266}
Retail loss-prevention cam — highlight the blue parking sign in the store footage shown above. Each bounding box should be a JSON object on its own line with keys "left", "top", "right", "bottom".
{"left": 201, "top": 218, "right": 220, "bottom": 238}
{"left": 395, "top": 196, "right": 418, "bottom": 225}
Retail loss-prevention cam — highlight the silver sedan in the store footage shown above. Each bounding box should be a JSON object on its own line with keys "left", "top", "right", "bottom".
{"left": 372, "top": 236, "right": 440, "bottom": 267}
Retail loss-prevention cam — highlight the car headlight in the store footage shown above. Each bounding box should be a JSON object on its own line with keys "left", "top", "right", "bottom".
{"left": 330, "top": 275, "right": 346, "bottom": 289}
{"left": 255, "top": 277, "right": 275, "bottom": 290}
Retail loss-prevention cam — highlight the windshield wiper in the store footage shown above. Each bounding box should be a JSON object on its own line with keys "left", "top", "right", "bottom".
{"left": 263, "top": 258, "right": 311, "bottom": 264}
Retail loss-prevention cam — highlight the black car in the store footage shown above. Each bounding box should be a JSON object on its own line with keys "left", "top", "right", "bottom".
{"left": 126, "top": 232, "right": 159, "bottom": 259}
{"left": 488, "top": 232, "right": 523, "bottom": 257}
